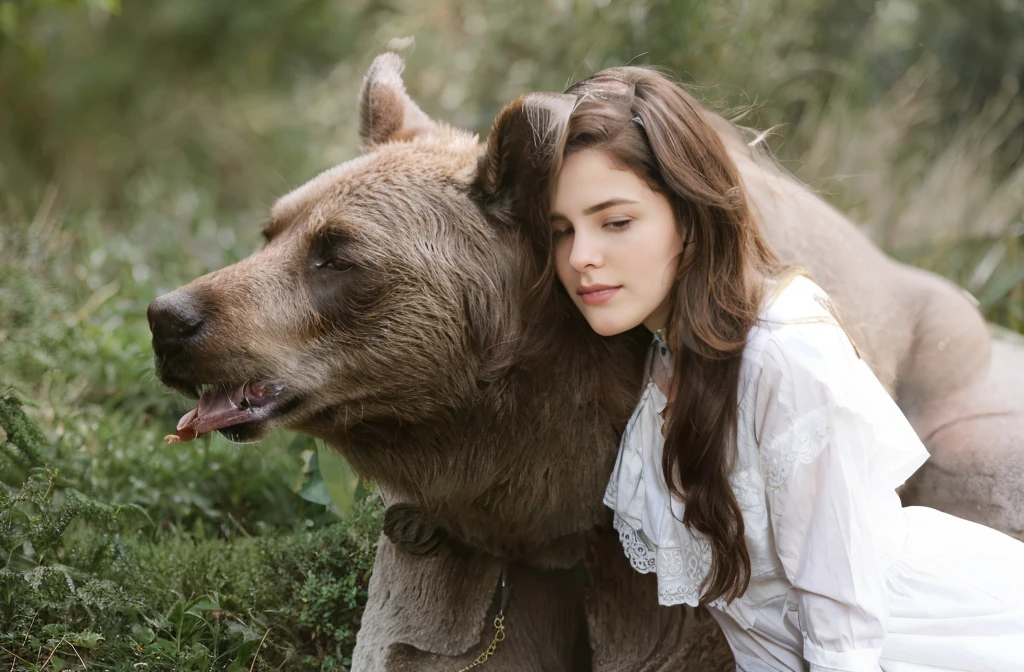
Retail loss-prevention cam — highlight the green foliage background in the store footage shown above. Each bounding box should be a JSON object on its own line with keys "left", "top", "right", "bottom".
{"left": 1, "top": 0, "right": 1022, "bottom": 669}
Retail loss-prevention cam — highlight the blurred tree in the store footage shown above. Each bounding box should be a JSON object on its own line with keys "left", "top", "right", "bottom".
{"left": 1, "top": 0, "right": 1020, "bottom": 242}
{"left": 0, "top": 0, "right": 383, "bottom": 212}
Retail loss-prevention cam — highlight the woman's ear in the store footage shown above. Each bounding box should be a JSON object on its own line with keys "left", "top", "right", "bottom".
{"left": 473, "top": 92, "right": 575, "bottom": 227}
{"left": 358, "top": 53, "right": 436, "bottom": 151}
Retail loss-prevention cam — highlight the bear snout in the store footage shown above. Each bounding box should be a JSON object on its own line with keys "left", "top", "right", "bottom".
{"left": 148, "top": 289, "right": 207, "bottom": 346}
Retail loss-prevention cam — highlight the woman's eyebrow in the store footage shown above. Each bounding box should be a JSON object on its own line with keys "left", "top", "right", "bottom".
{"left": 582, "top": 198, "right": 638, "bottom": 215}
{"left": 550, "top": 198, "right": 639, "bottom": 222}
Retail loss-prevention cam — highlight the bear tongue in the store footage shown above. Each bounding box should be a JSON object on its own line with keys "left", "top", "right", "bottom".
{"left": 176, "top": 385, "right": 250, "bottom": 438}
{"left": 172, "top": 382, "right": 285, "bottom": 442}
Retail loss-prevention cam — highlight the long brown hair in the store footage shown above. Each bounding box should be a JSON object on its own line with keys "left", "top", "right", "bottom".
{"left": 520, "top": 67, "right": 797, "bottom": 604}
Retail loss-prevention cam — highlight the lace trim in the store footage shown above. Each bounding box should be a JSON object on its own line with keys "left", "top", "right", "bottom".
{"left": 730, "top": 468, "right": 762, "bottom": 510}
{"left": 610, "top": 513, "right": 707, "bottom": 608}
{"left": 760, "top": 405, "right": 830, "bottom": 491}
{"left": 611, "top": 513, "right": 657, "bottom": 573}
{"left": 658, "top": 582, "right": 702, "bottom": 608}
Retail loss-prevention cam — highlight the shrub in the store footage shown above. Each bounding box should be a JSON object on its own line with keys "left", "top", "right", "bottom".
{"left": 1, "top": 394, "right": 382, "bottom": 671}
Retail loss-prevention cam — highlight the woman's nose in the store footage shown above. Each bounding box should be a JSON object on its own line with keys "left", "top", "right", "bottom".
{"left": 568, "top": 232, "right": 603, "bottom": 272}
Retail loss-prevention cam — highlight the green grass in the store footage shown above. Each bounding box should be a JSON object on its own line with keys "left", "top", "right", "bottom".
{"left": 0, "top": 392, "right": 382, "bottom": 671}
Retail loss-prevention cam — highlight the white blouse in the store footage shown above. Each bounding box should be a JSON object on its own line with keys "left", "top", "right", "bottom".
{"left": 603, "top": 276, "right": 932, "bottom": 671}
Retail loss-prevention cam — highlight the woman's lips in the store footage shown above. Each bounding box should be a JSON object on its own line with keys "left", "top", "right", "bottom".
{"left": 578, "top": 286, "right": 621, "bottom": 306}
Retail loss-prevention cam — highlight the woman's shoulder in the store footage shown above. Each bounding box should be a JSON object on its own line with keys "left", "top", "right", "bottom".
{"left": 760, "top": 275, "right": 835, "bottom": 327}
{"left": 742, "top": 275, "right": 858, "bottom": 386}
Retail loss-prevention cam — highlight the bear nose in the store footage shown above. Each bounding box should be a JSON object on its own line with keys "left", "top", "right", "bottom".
{"left": 148, "top": 290, "right": 206, "bottom": 344}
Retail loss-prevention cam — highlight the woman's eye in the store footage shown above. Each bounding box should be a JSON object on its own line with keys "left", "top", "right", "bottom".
{"left": 605, "top": 219, "right": 632, "bottom": 230}
{"left": 552, "top": 227, "right": 574, "bottom": 240}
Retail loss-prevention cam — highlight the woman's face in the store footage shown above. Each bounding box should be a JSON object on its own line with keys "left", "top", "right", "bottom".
{"left": 551, "top": 149, "right": 684, "bottom": 336}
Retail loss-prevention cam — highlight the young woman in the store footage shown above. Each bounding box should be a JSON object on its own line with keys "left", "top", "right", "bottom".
{"left": 531, "top": 66, "right": 1024, "bottom": 671}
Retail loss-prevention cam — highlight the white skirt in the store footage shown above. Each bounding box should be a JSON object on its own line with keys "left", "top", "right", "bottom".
{"left": 718, "top": 507, "right": 1024, "bottom": 672}
{"left": 880, "top": 506, "right": 1024, "bottom": 671}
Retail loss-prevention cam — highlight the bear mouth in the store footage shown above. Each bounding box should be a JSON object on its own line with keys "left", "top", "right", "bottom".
{"left": 166, "top": 381, "right": 292, "bottom": 444}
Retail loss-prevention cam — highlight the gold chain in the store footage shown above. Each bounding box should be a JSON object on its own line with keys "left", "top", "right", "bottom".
{"left": 455, "top": 614, "right": 506, "bottom": 672}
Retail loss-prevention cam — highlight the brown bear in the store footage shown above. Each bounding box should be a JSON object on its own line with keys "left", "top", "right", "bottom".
{"left": 148, "top": 54, "right": 1024, "bottom": 670}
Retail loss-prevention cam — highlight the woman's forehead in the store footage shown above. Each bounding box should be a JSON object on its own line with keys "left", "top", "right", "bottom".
{"left": 553, "top": 150, "right": 653, "bottom": 210}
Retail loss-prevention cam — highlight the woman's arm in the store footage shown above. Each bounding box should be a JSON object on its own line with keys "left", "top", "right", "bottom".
{"left": 755, "top": 323, "right": 928, "bottom": 672}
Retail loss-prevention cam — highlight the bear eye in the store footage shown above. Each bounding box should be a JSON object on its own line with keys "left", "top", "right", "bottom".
{"left": 309, "top": 229, "right": 356, "bottom": 273}
{"left": 315, "top": 258, "right": 353, "bottom": 272}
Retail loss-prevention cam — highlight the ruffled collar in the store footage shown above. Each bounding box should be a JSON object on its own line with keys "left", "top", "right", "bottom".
{"left": 601, "top": 334, "right": 716, "bottom": 608}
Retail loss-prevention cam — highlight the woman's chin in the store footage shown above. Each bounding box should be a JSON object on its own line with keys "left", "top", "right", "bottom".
{"left": 586, "top": 318, "right": 641, "bottom": 338}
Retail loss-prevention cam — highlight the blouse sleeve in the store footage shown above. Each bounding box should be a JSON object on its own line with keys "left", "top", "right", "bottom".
{"left": 754, "top": 319, "right": 929, "bottom": 672}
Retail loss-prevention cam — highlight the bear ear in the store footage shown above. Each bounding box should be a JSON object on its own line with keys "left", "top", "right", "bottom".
{"left": 358, "top": 53, "right": 436, "bottom": 150}
{"left": 473, "top": 92, "right": 576, "bottom": 227}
